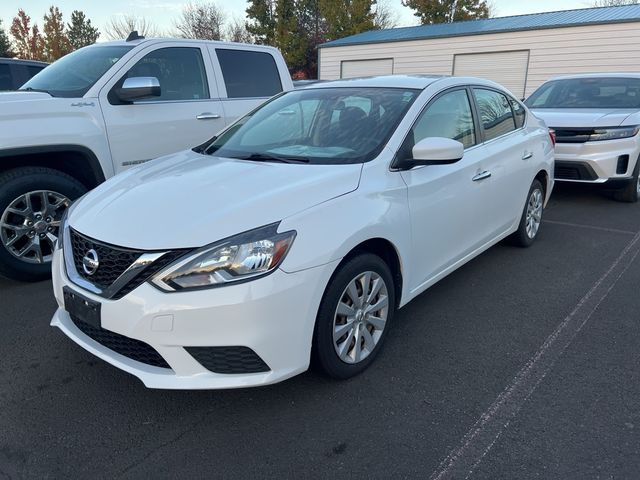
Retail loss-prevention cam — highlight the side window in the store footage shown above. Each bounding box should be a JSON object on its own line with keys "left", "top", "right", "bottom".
{"left": 26, "top": 66, "right": 45, "bottom": 81}
{"left": 124, "top": 47, "right": 209, "bottom": 102}
{"left": 0, "top": 64, "right": 12, "bottom": 91}
{"left": 412, "top": 89, "right": 476, "bottom": 149}
{"left": 216, "top": 49, "right": 282, "bottom": 99}
{"left": 474, "top": 88, "right": 516, "bottom": 141}
{"left": 508, "top": 97, "right": 526, "bottom": 129}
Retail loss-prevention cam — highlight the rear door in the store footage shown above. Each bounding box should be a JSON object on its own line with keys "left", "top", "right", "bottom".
{"left": 99, "top": 42, "right": 225, "bottom": 172}
{"left": 471, "top": 87, "right": 534, "bottom": 234}
{"left": 208, "top": 46, "right": 284, "bottom": 126}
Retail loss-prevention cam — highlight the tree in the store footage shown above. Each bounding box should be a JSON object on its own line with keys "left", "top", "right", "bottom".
{"left": 43, "top": 6, "right": 71, "bottom": 62}
{"left": 226, "top": 17, "right": 253, "bottom": 43}
{"left": 592, "top": 0, "right": 638, "bottom": 5}
{"left": 321, "top": 0, "right": 377, "bottom": 40}
{"left": 67, "top": 10, "right": 99, "bottom": 49}
{"left": 246, "top": 0, "right": 276, "bottom": 45}
{"left": 10, "top": 10, "right": 44, "bottom": 60}
{"left": 105, "top": 15, "right": 159, "bottom": 40}
{"left": 175, "top": 2, "right": 226, "bottom": 40}
{"left": 0, "top": 20, "right": 13, "bottom": 57}
{"left": 402, "top": 0, "right": 490, "bottom": 24}
{"left": 374, "top": 0, "right": 400, "bottom": 29}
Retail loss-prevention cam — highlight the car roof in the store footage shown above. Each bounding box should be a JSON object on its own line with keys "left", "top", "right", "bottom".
{"left": 95, "top": 37, "right": 280, "bottom": 53}
{"left": 547, "top": 73, "right": 640, "bottom": 81}
{"left": 0, "top": 57, "right": 48, "bottom": 67}
{"left": 295, "top": 75, "right": 507, "bottom": 91}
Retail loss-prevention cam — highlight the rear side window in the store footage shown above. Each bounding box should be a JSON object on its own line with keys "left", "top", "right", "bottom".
{"left": 216, "top": 49, "right": 282, "bottom": 99}
{"left": 474, "top": 88, "right": 516, "bottom": 141}
{"left": 0, "top": 64, "right": 12, "bottom": 90}
{"left": 125, "top": 47, "right": 209, "bottom": 101}
{"left": 26, "top": 65, "right": 45, "bottom": 80}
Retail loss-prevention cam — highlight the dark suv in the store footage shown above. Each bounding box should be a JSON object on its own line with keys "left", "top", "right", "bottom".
{"left": 0, "top": 58, "right": 48, "bottom": 91}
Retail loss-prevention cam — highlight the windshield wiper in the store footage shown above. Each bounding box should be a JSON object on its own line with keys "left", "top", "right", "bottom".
{"left": 18, "top": 87, "right": 52, "bottom": 95}
{"left": 233, "top": 153, "right": 309, "bottom": 164}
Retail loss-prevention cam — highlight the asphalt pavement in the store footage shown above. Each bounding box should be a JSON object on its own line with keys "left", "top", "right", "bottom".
{"left": 1, "top": 183, "right": 639, "bottom": 479}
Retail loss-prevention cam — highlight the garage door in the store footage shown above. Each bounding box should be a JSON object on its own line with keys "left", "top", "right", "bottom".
{"left": 453, "top": 50, "right": 530, "bottom": 98}
{"left": 341, "top": 58, "right": 393, "bottom": 79}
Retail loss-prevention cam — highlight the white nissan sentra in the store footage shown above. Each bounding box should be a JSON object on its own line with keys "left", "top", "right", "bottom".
{"left": 51, "top": 76, "right": 554, "bottom": 389}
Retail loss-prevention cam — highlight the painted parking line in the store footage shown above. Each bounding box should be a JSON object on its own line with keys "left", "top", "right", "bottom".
{"left": 543, "top": 219, "right": 637, "bottom": 236}
{"left": 429, "top": 229, "right": 640, "bottom": 480}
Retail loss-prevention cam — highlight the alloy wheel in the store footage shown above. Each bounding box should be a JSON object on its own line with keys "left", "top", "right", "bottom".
{"left": 525, "top": 188, "right": 543, "bottom": 239}
{"left": 0, "top": 190, "right": 71, "bottom": 264}
{"left": 333, "top": 271, "right": 389, "bottom": 364}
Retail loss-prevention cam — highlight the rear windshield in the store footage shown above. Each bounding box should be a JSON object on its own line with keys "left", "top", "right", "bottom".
{"left": 525, "top": 77, "right": 640, "bottom": 109}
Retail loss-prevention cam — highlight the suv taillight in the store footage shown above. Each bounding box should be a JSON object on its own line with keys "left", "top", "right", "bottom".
{"left": 549, "top": 129, "right": 556, "bottom": 147}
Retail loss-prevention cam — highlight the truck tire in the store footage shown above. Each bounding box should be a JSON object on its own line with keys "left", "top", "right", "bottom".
{"left": 0, "top": 167, "right": 87, "bottom": 282}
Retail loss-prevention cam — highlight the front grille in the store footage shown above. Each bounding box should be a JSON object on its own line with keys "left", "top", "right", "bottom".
{"left": 552, "top": 128, "right": 595, "bottom": 144}
{"left": 185, "top": 346, "right": 270, "bottom": 374}
{"left": 70, "top": 315, "right": 171, "bottom": 369}
{"left": 554, "top": 161, "right": 598, "bottom": 181}
{"left": 70, "top": 229, "right": 142, "bottom": 290}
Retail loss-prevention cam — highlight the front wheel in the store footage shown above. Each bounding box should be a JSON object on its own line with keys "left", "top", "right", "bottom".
{"left": 312, "top": 253, "right": 396, "bottom": 379}
{"left": 509, "top": 179, "right": 545, "bottom": 248}
{"left": 0, "top": 167, "right": 87, "bottom": 282}
{"left": 613, "top": 161, "right": 640, "bottom": 203}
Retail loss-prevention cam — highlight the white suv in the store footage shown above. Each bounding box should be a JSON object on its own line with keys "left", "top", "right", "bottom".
{"left": 0, "top": 35, "right": 292, "bottom": 281}
{"left": 51, "top": 76, "right": 554, "bottom": 389}
{"left": 526, "top": 74, "right": 640, "bottom": 202}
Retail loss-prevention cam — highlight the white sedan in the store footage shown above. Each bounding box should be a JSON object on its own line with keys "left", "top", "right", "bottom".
{"left": 51, "top": 75, "right": 554, "bottom": 389}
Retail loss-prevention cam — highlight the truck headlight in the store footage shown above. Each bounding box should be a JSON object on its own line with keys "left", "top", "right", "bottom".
{"left": 151, "top": 223, "right": 296, "bottom": 292}
{"left": 589, "top": 126, "right": 640, "bottom": 141}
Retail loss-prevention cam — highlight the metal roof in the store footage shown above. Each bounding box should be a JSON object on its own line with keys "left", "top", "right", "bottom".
{"left": 320, "top": 5, "right": 640, "bottom": 48}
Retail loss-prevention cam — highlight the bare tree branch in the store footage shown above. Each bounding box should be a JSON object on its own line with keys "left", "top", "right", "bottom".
{"left": 105, "top": 14, "right": 160, "bottom": 40}
{"left": 174, "top": 2, "right": 226, "bottom": 40}
{"left": 374, "top": 0, "right": 400, "bottom": 29}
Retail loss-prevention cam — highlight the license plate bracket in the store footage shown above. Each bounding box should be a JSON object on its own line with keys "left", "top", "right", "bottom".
{"left": 63, "top": 286, "right": 101, "bottom": 329}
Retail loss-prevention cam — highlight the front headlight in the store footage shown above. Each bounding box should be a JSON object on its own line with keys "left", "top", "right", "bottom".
{"left": 151, "top": 223, "right": 296, "bottom": 292}
{"left": 589, "top": 126, "right": 640, "bottom": 141}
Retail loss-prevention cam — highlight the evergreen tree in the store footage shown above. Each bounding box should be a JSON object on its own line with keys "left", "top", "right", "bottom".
{"left": 43, "top": 6, "right": 71, "bottom": 61}
{"left": 67, "top": 10, "right": 99, "bottom": 49}
{"left": 246, "top": 0, "right": 276, "bottom": 45}
{"left": 0, "top": 20, "right": 12, "bottom": 57}
{"left": 402, "top": 0, "right": 490, "bottom": 24}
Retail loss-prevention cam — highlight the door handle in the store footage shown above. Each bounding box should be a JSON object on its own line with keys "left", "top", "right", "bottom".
{"left": 522, "top": 151, "right": 533, "bottom": 160}
{"left": 472, "top": 171, "right": 492, "bottom": 182}
{"left": 196, "top": 113, "right": 221, "bottom": 120}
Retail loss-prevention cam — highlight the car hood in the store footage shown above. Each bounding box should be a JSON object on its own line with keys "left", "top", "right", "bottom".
{"left": 69, "top": 150, "right": 363, "bottom": 250}
{"left": 530, "top": 108, "right": 636, "bottom": 128}
{"left": 0, "top": 91, "right": 52, "bottom": 102}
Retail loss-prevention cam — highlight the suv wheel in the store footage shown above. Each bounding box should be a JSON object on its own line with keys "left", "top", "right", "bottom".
{"left": 312, "top": 253, "right": 396, "bottom": 379}
{"left": 0, "top": 167, "right": 87, "bottom": 282}
{"left": 613, "top": 159, "right": 640, "bottom": 203}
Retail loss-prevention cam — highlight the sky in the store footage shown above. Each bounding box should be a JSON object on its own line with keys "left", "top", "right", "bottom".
{"left": 0, "top": 1, "right": 596, "bottom": 38}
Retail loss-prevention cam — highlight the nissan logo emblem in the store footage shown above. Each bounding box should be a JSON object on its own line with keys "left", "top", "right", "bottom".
{"left": 82, "top": 249, "right": 99, "bottom": 276}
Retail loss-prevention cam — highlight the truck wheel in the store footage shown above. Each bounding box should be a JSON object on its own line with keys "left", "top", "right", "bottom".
{"left": 0, "top": 167, "right": 87, "bottom": 282}
{"left": 613, "top": 160, "right": 640, "bottom": 203}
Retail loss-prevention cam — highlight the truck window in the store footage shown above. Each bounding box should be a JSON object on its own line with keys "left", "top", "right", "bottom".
{"left": 216, "top": 49, "right": 282, "bottom": 99}
{"left": 125, "top": 47, "right": 209, "bottom": 102}
{"left": 0, "top": 64, "right": 11, "bottom": 90}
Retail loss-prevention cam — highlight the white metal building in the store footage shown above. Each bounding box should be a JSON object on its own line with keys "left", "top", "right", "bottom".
{"left": 318, "top": 5, "right": 640, "bottom": 98}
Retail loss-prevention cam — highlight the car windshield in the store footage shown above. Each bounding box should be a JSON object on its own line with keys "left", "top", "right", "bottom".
{"left": 206, "top": 87, "right": 420, "bottom": 164}
{"left": 525, "top": 77, "right": 640, "bottom": 109}
{"left": 20, "top": 45, "right": 133, "bottom": 98}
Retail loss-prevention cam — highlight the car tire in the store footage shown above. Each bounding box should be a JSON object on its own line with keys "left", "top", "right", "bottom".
{"left": 509, "top": 178, "right": 545, "bottom": 248}
{"left": 613, "top": 159, "right": 640, "bottom": 203}
{"left": 312, "top": 253, "right": 396, "bottom": 379}
{"left": 0, "top": 167, "right": 87, "bottom": 282}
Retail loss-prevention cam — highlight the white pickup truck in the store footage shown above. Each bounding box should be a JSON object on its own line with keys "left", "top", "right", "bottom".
{"left": 0, "top": 34, "right": 293, "bottom": 281}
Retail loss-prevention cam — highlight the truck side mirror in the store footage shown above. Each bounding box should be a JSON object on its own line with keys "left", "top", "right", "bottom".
{"left": 116, "top": 77, "right": 161, "bottom": 102}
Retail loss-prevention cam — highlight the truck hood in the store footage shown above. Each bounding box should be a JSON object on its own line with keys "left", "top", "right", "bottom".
{"left": 530, "top": 108, "right": 636, "bottom": 128}
{"left": 0, "top": 91, "right": 53, "bottom": 102}
{"left": 69, "top": 150, "right": 362, "bottom": 250}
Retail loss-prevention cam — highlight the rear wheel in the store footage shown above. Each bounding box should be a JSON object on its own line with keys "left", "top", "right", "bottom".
{"left": 312, "top": 253, "right": 396, "bottom": 379}
{"left": 0, "top": 167, "right": 87, "bottom": 282}
{"left": 509, "top": 179, "right": 545, "bottom": 248}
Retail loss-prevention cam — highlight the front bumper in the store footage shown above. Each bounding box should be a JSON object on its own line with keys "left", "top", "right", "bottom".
{"left": 51, "top": 248, "right": 338, "bottom": 389}
{"left": 553, "top": 136, "right": 640, "bottom": 183}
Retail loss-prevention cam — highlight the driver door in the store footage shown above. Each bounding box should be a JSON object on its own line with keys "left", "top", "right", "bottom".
{"left": 99, "top": 42, "right": 225, "bottom": 173}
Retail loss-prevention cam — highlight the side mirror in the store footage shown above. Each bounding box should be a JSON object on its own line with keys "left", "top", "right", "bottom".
{"left": 411, "top": 137, "right": 464, "bottom": 165}
{"left": 116, "top": 77, "right": 160, "bottom": 102}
